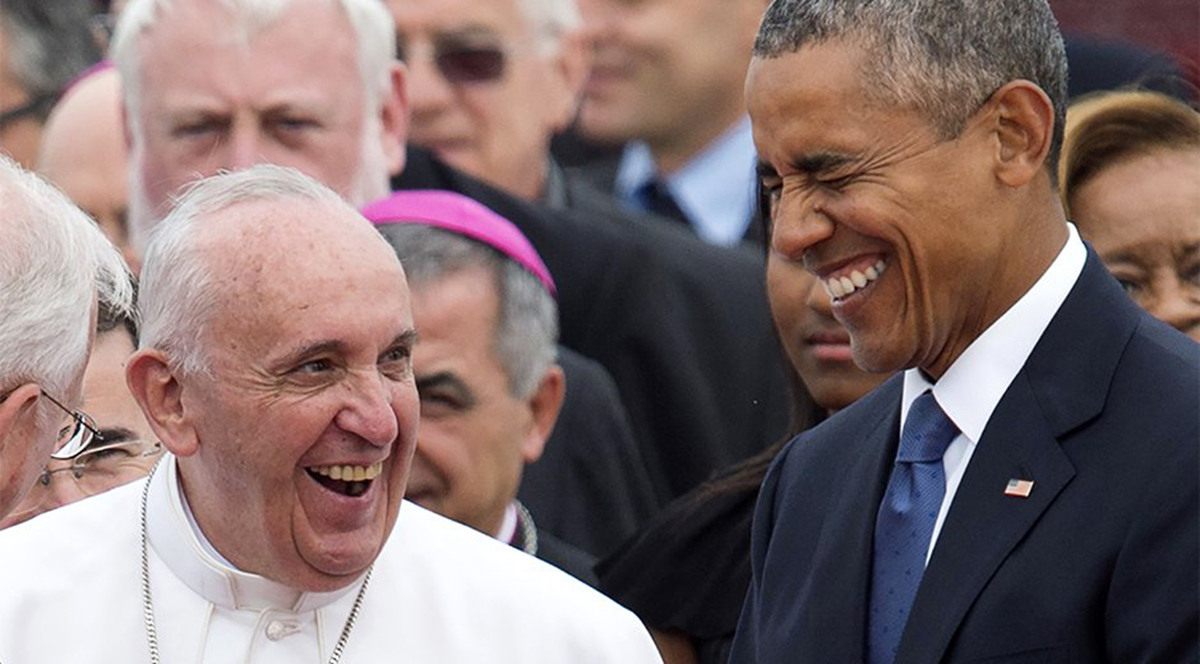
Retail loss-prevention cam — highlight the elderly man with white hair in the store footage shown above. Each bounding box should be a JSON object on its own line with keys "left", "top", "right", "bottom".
{"left": 114, "top": 0, "right": 789, "bottom": 508}
{"left": 0, "top": 165, "right": 663, "bottom": 663}
{"left": 0, "top": 154, "right": 133, "bottom": 523}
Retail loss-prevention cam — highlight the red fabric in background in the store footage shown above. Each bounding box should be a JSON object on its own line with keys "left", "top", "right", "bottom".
{"left": 1051, "top": 0, "right": 1200, "bottom": 96}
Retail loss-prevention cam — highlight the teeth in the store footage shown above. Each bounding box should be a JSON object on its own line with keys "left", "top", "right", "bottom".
{"left": 824, "top": 259, "right": 888, "bottom": 301}
{"left": 310, "top": 461, "right": 383, "bottom": 481}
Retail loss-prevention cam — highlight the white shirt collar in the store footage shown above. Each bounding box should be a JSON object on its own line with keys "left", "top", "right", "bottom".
{"left": 493, "top": 502, "right": 519, "bottom": 544}
{"left": 615, "top": 117, "right": 758, "bottom": 246}
{"left": 146, "top": 454, "right": 363, "bottom": 613}
{"left": 902, "top": 223, "right": 1087, "bottom": 440}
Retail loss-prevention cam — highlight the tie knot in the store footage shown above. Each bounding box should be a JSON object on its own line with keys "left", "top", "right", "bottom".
{"left": 897, "top": 391, "right": 958, "bottom": 463}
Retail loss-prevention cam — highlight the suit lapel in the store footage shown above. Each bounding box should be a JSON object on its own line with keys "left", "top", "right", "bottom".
{"left": 795, "top": 378, "right": 902, "bottom": 660}
{"left": 895, "top": 372, "right": 1075, "bottom": 663}
{"left": 894, "top": 250, "right": 1140, "bottom": 663}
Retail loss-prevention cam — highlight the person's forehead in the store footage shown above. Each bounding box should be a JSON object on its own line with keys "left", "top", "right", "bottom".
{"left": 138, "top": 0, "right": 359, "bottom": 85}
{"left": 393, "top": 0, "right": 528, "bottom": 36}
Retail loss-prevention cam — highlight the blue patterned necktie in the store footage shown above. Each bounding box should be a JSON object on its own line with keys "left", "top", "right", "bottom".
{"left": 868, "top": 390, "right": 959, "bottom": 664}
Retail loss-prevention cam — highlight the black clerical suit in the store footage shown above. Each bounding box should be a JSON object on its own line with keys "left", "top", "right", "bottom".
{"left": 731, "top": 250, "right": 1199, "bottom": 663}
{"left": 395, "top": 147, "right": 790, "bottom": 501}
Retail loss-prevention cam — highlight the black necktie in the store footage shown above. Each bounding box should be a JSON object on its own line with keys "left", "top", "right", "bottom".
{"left": 634, "top": 178, "right": 689, "bottom": 225}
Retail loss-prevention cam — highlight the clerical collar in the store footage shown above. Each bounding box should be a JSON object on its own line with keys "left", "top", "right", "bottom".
{"left": 494, "top": 502, "right": 519, "bottom": 544}
{"left": 145, "top": 454, "right": 363, "bottom": 613}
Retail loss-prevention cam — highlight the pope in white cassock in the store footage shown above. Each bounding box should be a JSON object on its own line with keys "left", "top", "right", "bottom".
{"left": 0, "top": 166, "right": 663, "bottom": 663}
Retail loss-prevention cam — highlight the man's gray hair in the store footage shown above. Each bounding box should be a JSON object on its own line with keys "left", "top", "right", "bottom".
{"left": 0, "top": 155, "right": 134, "bottom": 402}
{"left": 519, "top": 0, "right": 582, "bottom": 48}
{"left": 0, "top": 0, "right": 101, "bottom": 122}
{"left": 111, "top": 0, "right": 396, "bottom": 134}
{"left": 137, "top": 164, "right": 359, "bottom": 376}
{"left": 755, "top": 0, "right": 1068, "bottom": 172}
{"left": 381, "top": 225, "right": 559, "bottom": 399}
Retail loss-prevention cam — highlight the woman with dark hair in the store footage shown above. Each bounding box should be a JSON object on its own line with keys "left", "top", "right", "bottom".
{"left": 597, "top": 207, "right": 890, "bottom": 664}
{"left": 1059, "top": 89, "right": 1200, "bottom": 340}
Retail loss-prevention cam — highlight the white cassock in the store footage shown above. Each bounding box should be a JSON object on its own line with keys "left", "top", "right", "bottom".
{"left": 0, "top": 455, "right": 663, "bottom": 663}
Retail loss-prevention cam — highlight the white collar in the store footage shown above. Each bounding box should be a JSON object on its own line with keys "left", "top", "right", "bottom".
{"left": 146, "top": 454, "right": 363, "bottom": 613}
{"left": 615, "top": 118, "right": 758, "bottom": 246}
{"left": 902, "top": 223, "right": 1087, "bottom": 440}
{"left": 493, "top": 502, "right": 518, "bottom": 545}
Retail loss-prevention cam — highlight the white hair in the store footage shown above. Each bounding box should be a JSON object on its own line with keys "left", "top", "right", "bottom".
{"left": 137, "top": 164, "right": 365, "bottom": 376}
{"left": 0, "top": 155, "right": 134, "bottom": 405}
{"left": 112, "top": 0, "right": 398, "bottom": 248}
{"left": 518, "top": 0, "right": 581, "bottom": 55}
{"left": 111, "top": 0, "right": 396, "bottom": 128}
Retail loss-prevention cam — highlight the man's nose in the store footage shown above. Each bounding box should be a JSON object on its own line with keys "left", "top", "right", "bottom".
{"left": 335, "top": 371, "right": 401, "bottom": 448}
{"left": 225, "top": 121, "right": 267, "bottom": 170}
{"left": 770, "top": 191, "right": 835, "bottom": 264}
{"left": 405, "top": 47, "right": 456, "bottom": 117}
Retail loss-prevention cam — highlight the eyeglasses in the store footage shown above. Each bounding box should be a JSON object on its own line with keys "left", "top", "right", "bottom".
{"left": 0, "top": 92, "right": 58, "bottom": 131}
{"left": 1, "top": 438, "right": 163, "bottom": 528}
{"left": 40, "top": 391, "right": 105, "bottom": 460}
{"left": 397, "top": 39, "right": 507, "bottom": 84}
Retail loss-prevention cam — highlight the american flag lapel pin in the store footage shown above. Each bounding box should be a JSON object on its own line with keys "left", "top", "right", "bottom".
{"left": 1004, "top": 478, "right": 1035, "bottom": 498}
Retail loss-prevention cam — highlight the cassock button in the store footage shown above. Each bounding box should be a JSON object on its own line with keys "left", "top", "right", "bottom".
{"left": 265, "top": 619, "right": 300, "bottom": 641}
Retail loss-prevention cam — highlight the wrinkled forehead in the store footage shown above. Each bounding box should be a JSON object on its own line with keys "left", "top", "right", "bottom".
{"left": 199, "top": 198, "right": 405, "bottom": 299}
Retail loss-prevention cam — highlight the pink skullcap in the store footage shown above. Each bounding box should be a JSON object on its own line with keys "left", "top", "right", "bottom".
{"left": 62, "top": 60, "right": 115, "bottom": 99}
{"left": 362, "top": 190, "right": 556, "bottom": 297}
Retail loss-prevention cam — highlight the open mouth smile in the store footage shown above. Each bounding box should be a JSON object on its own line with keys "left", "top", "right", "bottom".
{"left": 823, "top": 259, "right": 888, "bottom": 302}
{"left": 306, "top": 462, "right": 382, "bottom": 498}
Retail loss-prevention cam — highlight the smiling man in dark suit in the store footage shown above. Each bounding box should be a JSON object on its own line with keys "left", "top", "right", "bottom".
{"left": 730, "top": 1, "right": 1199, "bottom": 663}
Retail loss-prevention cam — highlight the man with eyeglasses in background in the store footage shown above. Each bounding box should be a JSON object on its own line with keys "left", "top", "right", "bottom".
{"left": 387, "top": 0, "right": 791, "bottom": 505}
{"left": 0, "top": 0, "right": 101, "bottom": 168}
{"left": 0, "top": 297, "right": 160, "bottom": 530}
{"left": 0, "top": 153, "right": 134, "bottom": 525}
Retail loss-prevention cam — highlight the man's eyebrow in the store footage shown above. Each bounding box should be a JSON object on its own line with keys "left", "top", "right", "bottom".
{"left": 280, "top": 339, "right": 349, "bottom": 365}
{"left": 793, "top": 152, "right": 856, "bottom": 175}
{"left": 415, "top": 371, "right": 477, "bottom": 407}
{"left": 94, "top": 427, "right": 137, "bottom": 445}
{"left": 386, "top": 329, "right": 419, "bottom": 354}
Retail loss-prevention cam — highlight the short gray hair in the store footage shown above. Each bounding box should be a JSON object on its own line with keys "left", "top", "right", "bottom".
{"left": 755, "top": 0, "right": 1068, "bottom": 173}
{"left": 0, "top": 154, "right": 134, "bottom": 401}
{"left": 518, "top": 0, "right": 582, "bottom": 46}
{"left": 111, "top": 0, "right": 396, "bottom": 134}
{"left": 0, "top": 0, "right": 101, "bottom": 121}
{"left": 137, "top": 164, "right": 357, "bottom": 376}
{"left": 381, "top": 225, "right": 558, "bottom": 399}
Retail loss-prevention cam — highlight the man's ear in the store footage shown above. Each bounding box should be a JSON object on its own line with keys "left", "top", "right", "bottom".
{"left": 986, "top": 80, "right": 1055, "bottom": 188}
{"left": 125, "top": 350, "right": 199, "bottom": 456}
{"left": 547, "top": 30, "right": 592, "bottom": 133}
{"left": 380, "top": 62, "right": 410, "bottom": 177}
{"left": 520, "top": 366, "right": 566, "bottom": 464}
{"left": 0, "top": 384, "right": 45, "bottom": 454}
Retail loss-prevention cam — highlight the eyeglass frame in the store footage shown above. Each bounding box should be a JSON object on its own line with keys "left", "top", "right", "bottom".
{"left": 37, "top": 439, "right": 164, "bottom": 486}
{"left": 0, "top": 388, "right": 107, "bottom": 461}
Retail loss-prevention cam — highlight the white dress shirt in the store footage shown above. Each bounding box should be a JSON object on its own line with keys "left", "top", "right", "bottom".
{"left": 901, "top": 223, "right": 1087, "bottom": 565}
{"left": 615, "top": 117, "right": 758, "bottom": 246}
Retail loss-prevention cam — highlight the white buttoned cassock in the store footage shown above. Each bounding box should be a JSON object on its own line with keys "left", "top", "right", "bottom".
{"left": 0, "top": 454, "right": 662, "bottom": 663}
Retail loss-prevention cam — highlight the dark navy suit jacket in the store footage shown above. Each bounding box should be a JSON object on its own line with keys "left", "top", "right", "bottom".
{"left": 730, "top": 249, "right": 1199, "bottom": 663}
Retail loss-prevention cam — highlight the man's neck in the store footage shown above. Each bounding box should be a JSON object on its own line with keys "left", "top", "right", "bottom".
{"left": 646, "top": 105, "right": 747, "bottom": 175}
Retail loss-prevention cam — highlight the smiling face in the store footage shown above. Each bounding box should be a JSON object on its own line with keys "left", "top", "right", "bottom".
{"left": 766, "top": 249, "right": 889, "bottom": 412}
{"left": 128, "top": 0, "right": 403, "bottom": 238}
{"left": 1069, "top": 148, "right": 1200, "bottom": 340}
{"left": 175, "top": 199, "right": 418, "bottom": 592}
{"left": 387, "top": 0, "right": 582, "bottom": 201}
{"left": 576, "top": 0, "right": 761, "bottom": 166}
{"left": 405, "top": 267, "right": 546, "bottom": 536}
{"left": 748, "top": 41, "right": 1033, "bottom": 378}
